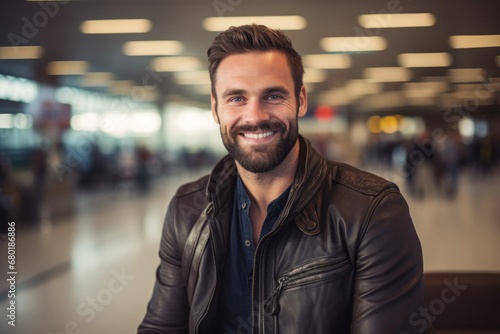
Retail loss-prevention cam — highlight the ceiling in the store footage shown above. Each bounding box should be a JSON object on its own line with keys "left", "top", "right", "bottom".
{"left": 1, "top": 0, "right": 500, "bottom": 113}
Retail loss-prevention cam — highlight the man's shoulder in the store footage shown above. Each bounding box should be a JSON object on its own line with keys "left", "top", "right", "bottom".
{"left": 328, "top": 161, "right": 398, "bottom": 196}
{"left": 174, "top": 174, "right": 211, "bottom": 199}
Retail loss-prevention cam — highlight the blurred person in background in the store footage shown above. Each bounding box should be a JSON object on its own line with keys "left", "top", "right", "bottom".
{"left": 404, "top": 131, "right": 437, "bottom": 199}
{"left": 135, "top": 144, "right": 152, "bottom": 193}
{"left": 30, "top": 146, "right": 48, "bottom": 222}
{"left": 435, "top": 131, "right": 462, "bottom": 198}
{"left": 138, "top": 24, "right": 429, "bottom": 333}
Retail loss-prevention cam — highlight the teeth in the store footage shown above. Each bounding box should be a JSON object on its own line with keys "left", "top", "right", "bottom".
{"left": 244, "top": 131, "right": 274, "bottom": 139}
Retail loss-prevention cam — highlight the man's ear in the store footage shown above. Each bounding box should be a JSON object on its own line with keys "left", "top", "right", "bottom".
{"left": 211, "top": 93, "right": 220, "bottom": 124}
{"left": 297, "top": 85, "right": 308, "bottom": 118}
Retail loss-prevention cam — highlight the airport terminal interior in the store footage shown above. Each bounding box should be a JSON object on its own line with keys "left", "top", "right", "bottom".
{"left": 1, "top": 0, "right": 500, "bottom": 333}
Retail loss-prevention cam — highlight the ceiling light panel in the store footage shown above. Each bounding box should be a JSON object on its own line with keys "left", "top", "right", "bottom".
{"left": 0, "top": 46, "right": 44, "bottom": 59}
{"left": 81, "top": 72, "right": 114, "bottom": 86}
{"left": 46, "top": 61, "right": 89, "bottom": 75}
{"left": 302, "top": 54, "right": 352, "bottom": 69}
{"left": 81, "top": 19, "right": 152, "bottom": 34}
{"left": 364, "top": 67, "right": 411, "bottom": 82}
{"left": 303, "top": 68, "right": 327, "bottom": 83}
{"left": 173, "top": 71, "right": 211, "bottom": 85}
{"left": 449, "top": 35, "right": 500, "bottom": 48}
{"left": 123, "top": 41, "right": 184, "bottom": 56}
{"left": 403, "top": 81, "right": 449, "bottom": 98}
{"left": 320, "top": 36, "right": 387, "bottom": 52}
{"left": 202, "top": 16, "right": 307, "bottom": 31}
{"left": 151, "top": 57, "right": 203, "bottom": 72}
{"left": 448, "top": 68, "right": 486, "bottom": 82}
{"left": 345, "top": 79, "right": 382, "bottom": 96}
{"left": 398, "top": 52, "right": 452, "bottom": 67}
{"left": 358, "top": 13, "right": 436, "bottom": 28}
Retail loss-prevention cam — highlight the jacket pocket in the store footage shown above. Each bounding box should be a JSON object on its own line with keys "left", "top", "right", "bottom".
{"left": 264, "top": 254, "right": 350, "bottom": 316}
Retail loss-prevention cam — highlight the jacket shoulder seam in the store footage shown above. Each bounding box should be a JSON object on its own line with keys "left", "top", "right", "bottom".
{"left": 175, "top": 174, "right": 210, "bottom": 198}
{"left": 330, "top": 162, "right": 397, "bottom": 196}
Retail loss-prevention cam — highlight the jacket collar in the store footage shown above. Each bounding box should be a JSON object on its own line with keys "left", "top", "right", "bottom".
{"left": 205, "top": 135, "right": 328, "bottom": 234}
{"left": 287, "top": 135, "right": 328, "bottom": 235}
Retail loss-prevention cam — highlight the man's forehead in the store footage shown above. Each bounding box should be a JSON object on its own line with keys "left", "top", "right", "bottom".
{"left": 215, "top": 51, "right": 293, "bottom": 88}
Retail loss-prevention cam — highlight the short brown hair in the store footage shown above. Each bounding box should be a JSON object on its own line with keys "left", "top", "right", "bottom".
{"left": 207, "top": 24, "right": 304, "bottom": 100}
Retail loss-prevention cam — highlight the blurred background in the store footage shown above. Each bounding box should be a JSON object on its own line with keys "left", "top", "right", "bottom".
{"left": 0, "top": 0, "right": 499, "bottom": 333}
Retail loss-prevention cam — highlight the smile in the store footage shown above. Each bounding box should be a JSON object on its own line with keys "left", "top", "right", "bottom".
{"left": 243, "top": 131, "right": 274, "bottom": 139}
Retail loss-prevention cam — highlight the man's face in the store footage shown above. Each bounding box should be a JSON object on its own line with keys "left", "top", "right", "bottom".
{"left": 211, "top": 51, "right": 307, "bottom": 173}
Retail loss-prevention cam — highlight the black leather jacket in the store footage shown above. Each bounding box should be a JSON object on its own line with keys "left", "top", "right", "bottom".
{"left": 138, "top": 136, "right": 430, "bottom": 333}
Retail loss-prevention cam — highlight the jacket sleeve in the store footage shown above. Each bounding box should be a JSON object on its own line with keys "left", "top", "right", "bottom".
{"left": 350, "top": 190, "right": 432, "bottom": 334}
{"left": 137, "top": 197, "right": 190, "bottom": 334}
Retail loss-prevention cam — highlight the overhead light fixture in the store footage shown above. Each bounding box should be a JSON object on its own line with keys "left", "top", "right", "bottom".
{"left": 173, "top": 71, "right": 211, "bottom": 85}
{"left": 363, "top": 67, "right": 411, "bottom": 82}
{"left": 46, "top": 61, "right": 89, "bottom": 75}
{"left": 358, "top": 13, "right": 436, "bottom": 28}
{"left": 108, "top": 80, "right": 136, "bottom": 95}
{"left": 398, "top": 52, "right": 452, "bottom": 67}
{"left": 362, "top": 92, "right": 406, "bottom": 110}
{"left": 123, "top": 40, "right": 184, "bottom": 56}
{"left": 317, "top": 88, "right": 351, "bottom": 106}
{"left": 449, "top": 34, "right": 500, "bottom": 49}
{"left": 0, "top": 114, "right": 13, "bottom": 129}
{"left": 0, "top": 46, "right": 44, "bottom": 59}
{"left": 448, "top": 68, "right": 486, "bottom": 82}
{"left": 70, "top": 112, "right": 101, "bottom": 132}
{"left": 302, "top": 54, "right": 352, "bottom": 69}
{"left": 202, "top": 15, "right": 307, "bottom": 31}
{"left": 80, "top": 19, "right": 152, "bottom": 34}
{"left": 344, "top": 79, "right": 382, "bottom": 96}
{"left": 81, "top": 72, "right": 114, "bottom": 86}
{"left": 320, "top": 36, "right": 387, "bottom": 52}
{"left": 403, "top": 81, "right": 449, "bottom": 98}
{"left": 303, "top": 68, "right": 327, "bottom": 83}
{"left": 151, "top": 56, "right": 202, "bottom": 72}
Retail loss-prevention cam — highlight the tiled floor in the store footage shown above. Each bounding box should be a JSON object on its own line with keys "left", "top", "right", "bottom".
{"left": 1, "top": 166, "right": 499, "bottom": 334}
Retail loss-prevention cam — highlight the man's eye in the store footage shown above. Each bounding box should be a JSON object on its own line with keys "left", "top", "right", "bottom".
{"left": 229, "top": 96, "right": 244, "bottom": 102}
{"left": 267, "top": 95, "right": 283, "bottom": 101}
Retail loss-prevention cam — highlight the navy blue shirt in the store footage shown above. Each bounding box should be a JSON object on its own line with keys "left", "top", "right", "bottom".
{"left": 217, "top": 175, "right": 290, "bottom": 333}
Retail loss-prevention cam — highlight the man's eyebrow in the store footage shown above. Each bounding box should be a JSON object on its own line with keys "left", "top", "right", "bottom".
{"left": 262, "top": 86, "right": 290, "bottom": 96}
{"left": 221, "top": 89, "right": 247, "bottom": 98}
{"left": 221, "top": 86, "right": 290, "bottom": 98}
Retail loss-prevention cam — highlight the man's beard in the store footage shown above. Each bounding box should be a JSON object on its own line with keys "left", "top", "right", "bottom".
{"left": 220, "top": 117, "right": 299, "bottom": 174}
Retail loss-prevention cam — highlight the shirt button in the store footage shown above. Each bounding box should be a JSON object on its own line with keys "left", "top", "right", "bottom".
{"left": 245, "top": 240, "right": 251, "bottom": 247}
{"left": 241, "top": 203, "right": 247, "bottom": 209}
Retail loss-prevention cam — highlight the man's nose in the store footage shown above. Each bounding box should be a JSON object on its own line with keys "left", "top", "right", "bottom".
{"left": 242, "top": 98, "right": 270, "bottom": 124}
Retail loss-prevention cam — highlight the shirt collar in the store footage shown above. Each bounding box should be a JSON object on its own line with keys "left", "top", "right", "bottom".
{"left": 235, "top": 173, "right": 291, "bottom": 215}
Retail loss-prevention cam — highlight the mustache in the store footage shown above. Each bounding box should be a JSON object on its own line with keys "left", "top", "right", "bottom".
{"left": 230, "top": 120, "right": 286, "bottom": 137}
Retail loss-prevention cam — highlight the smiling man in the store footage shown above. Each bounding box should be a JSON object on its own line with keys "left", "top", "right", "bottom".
{"left": 138, "top": 24, "right": 430, "bottom": 334}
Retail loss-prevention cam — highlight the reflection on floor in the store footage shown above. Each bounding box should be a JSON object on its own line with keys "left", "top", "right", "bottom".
{"left": 0, "top": 167, "right": 499, "bottom": 333}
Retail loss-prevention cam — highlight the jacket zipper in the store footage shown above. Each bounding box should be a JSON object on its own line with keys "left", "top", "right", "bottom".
{"left": 252, "top": 184, "right": 303, "bottom": 333}
{"left": 264, "top": 258, "right": 349, "bottom": 316}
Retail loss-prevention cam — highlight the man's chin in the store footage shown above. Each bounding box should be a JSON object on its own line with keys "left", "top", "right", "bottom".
{"left": 235, "top": 158, "right": 280, "bottom": 174}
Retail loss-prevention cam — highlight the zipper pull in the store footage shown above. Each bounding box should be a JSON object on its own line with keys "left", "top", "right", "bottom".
{"left": 264, "top": 276, "right": 289, "bottom": 315}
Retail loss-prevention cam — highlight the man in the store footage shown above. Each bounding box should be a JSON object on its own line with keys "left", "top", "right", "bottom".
{"left": 138, "top": 24, "right": 430, "bottom": 333}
